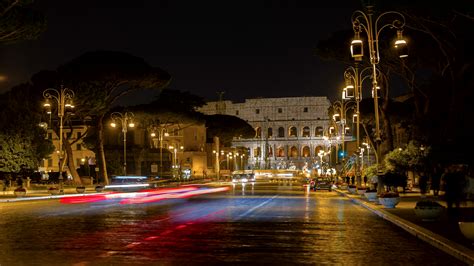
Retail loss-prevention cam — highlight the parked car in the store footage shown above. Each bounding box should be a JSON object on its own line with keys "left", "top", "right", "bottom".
{"left": 313, "top": 178, "right": 333, "bottom": 191}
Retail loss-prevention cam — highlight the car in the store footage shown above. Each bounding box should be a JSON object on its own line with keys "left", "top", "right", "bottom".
{"left": 232, "top": 173, "right": 256, "bottom": 183}
{"left": 105, "top": 175, "right": 151, "bottom": 192}
{"left": 313, "top": 178, "right": 333, "bottom": 191}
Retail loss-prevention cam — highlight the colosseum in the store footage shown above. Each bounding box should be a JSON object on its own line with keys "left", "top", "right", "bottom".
{"left": 199, "top": 96, "right": 339, "bottom": 171}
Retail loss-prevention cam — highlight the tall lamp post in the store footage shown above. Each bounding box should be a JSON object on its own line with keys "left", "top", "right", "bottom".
{"left": 350, "top": 5, "right": 408, "bottom": 169}
{"left": 331, "top": 95, "right": 355, "bottom": 171}
{"left": 43, "top": 86, "right": 75, "bottom": 191}
{"left": 343, "top": 65, "right": 379, "bottom": 182}
{"left": 150, "top": 126, "right": 169, "bottom": 178}
{"left": 110, "top": 112, "right": 135, "bottom": 175}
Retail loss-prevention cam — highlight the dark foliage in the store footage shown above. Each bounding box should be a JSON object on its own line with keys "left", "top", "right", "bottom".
{"left": 205, "top": 114, "right": 254, "bottom": 146}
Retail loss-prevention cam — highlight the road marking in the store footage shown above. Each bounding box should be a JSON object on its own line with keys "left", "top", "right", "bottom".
{"left": 237, "top": 195, "right": 278, "bottom": 219}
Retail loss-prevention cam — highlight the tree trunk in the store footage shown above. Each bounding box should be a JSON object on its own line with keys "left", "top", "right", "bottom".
{"left": 97, "top": 114, "right": 109, "bottom": 185}
{"left": 63, "top": 139, "right": 82, "bottom": 185}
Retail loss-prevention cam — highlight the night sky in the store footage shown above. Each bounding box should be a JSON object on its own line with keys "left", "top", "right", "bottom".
{"left": 0, "top": 0, "right": 363, "bottom": 104}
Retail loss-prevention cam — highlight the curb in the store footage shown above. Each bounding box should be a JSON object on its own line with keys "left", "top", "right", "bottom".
{"left": 0, "top": 192, "right": 107, "bottom": 203}
{"left": 335, "top": 189, "right": 474, "bottom": 265}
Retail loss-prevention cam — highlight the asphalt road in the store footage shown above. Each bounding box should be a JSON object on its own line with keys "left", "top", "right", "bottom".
{"left": 0, "top": 182, "right": 465, "bottom": 265}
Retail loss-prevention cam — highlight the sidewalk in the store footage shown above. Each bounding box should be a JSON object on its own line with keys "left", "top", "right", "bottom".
{"left": 0, "top": 186, "right": 101, "bottom": 202}
{"left": 336, "top": 188, "right": 474, "bottom": 265}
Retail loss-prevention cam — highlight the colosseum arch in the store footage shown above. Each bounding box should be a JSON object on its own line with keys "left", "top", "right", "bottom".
{"left": 289, "top": 126, "right": 297, "bottom": 137}
{"left": 302, "top": 126, "right": 310, "bottom": 137}
{"left": 255, "top": 127, "right": 261, "bottom": 138}
{"left": 315, "top": 126, "right": 324, "bottom": 137}
{"left": 290, "top": 146, "right": 298, "bottom": 157}
{"left": 302, "top": 146, "right": 310, "bottom": 157}
{"left": 267, "top": 127, "right": 273, "bottom": 138}
{"left": 315, "top": 145, "right": 324, "bottom": 155}
{"left": 277, "top": 147, "right": 285, "bottom": 157}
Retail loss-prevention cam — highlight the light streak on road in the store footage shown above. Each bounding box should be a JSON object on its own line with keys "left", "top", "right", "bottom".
{"left": 120, "top": 187, "right": 230, "bottom": 204}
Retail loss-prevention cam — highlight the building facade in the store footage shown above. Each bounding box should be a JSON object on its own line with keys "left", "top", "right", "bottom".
{"left": 199, "top": 96, "right": 335, "bottom": 171}
{"left": 39, "top": 124, "right": 96, "bottom": 175}
{"left": 41, "top": 121, "right": 208, "bottom": 179}
{"left": 104, "top": 122, "right": 207, "bottom": 178}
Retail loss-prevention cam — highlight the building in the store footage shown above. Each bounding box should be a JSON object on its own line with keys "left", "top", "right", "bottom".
{"left": 199, "top": 96, "right": 334, "bottom": 171}
{"left": 41, "top": 119, "right": 208, "bottom": 180}
{"left": 39, "top": 123, "right": 95, "bottom": 175}
{"left": 104, "top": 121, "right": 207, "bottom": 178}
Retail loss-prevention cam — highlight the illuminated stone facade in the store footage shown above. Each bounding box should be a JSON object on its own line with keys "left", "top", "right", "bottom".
{"left": 199, "top": 96, "right": 334, "bottom": 170}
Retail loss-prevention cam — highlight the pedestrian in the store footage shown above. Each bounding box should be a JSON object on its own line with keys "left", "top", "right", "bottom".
{"left": 350, "top": 176, "right": 355, "bottom": 185}
{"left": 363, "top": 175, "right": 368, "bottom": 186}
{"left": 431, "top": 164, "right": 442, "bottom": 197}
{"left": 419, "top": 172, "right": 429, "bottom": 196}
{"left": 443, "top": 164, "right": 467, "bottom": 215}
{"left": 345, "top": 176, "right": 350, "bottom": 184}
{"left": 16, "top": 176, "right": 23, "bottom": 188}
{"left": 2, "top": 179, "right": 7, "bottom": 194}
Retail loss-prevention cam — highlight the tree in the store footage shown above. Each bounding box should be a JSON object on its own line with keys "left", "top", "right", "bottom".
{"left": 0, "top": 83, "right": 54, "bottom": 174}
{"left": 0, "top": 0, "right": 46, "bottom": 43}
{"left": 128, "top": 89, "right": 207, "bottom": 128}
{"left": 55, "top": 51, "right": 172, "bottom": 184}
{"left": 204, "top": 114, "right": 255, "bottom": 146}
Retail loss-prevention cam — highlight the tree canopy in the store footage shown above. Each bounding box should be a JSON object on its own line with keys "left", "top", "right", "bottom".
{"left": 0, "top": 83, "right": 54, "bottom": 173}
{"left": 0, "top": 0, "right": 46, "bottom": 43}
{"left": 204, "top": 114, "right": 255, "bottom": 146}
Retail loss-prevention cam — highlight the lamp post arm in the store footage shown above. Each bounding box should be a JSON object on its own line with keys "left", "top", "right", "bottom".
{"left": 374, "top": 11, "right": 406, "bottom": 38}
{"left": 352, "top": 10, "right": 371, "bottom": 36}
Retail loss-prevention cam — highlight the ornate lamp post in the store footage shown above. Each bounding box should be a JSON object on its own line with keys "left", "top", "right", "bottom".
{"left": 343, "top": 65, "right": 380, "bottom": 183}
{"left": 363, "top": 141, "right": 371, "bottom": 167}
{"left": 110, "top": 112, "right": 135, "bottom": 175}
{"left": 150, "top": 126, "right": 169, "bottom": 178}
{"left": 331, "top": 96, "right": 356, "bottom": 170}
{"left": 43, "top": 86, "right": 75, "bottom": 191}
{"left": 350, "top": 5, "right": 407, "bottom": 169}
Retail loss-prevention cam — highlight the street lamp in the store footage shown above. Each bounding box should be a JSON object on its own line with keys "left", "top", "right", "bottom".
{"left": 43, "top": 86, "right": 75, "bottom": 191}
{"left": 150, "top": 126, "right": 169, "bottom": 178}
{"left": 363, "top": 141, "right": 371, "bottom": 167}
{"left": 168, "top": 145, "right": 179, "bottom": 173}
{"left": 350, "top": 5, "right": 407, "bottom": 167}
{"left": 318, "top": 149, "right": 330, "bottom": 177}
{"left": 343, "top": 65, "right": 380, "bottom": 182}
{"left": 110, "top": 112, "right": 135, "bottom": 175}
{"left": 331, "top": 97, "right": 356, "bottom": 169}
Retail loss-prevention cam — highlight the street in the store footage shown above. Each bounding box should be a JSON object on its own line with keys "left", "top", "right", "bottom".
{"left": 0, "top": 182, "right": 464, "bottom": 265}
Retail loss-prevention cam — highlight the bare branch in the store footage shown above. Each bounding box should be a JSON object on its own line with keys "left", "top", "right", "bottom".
{"left": 0, "top": 0, "right": 19, "bottom": 16}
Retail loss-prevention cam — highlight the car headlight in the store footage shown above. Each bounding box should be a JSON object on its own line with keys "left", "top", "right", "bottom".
{"left": 241, "top": 178, "right": 248, "bottom": 182}
{"left": 232, "top": 179, "right": 237, "bottom": 182}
